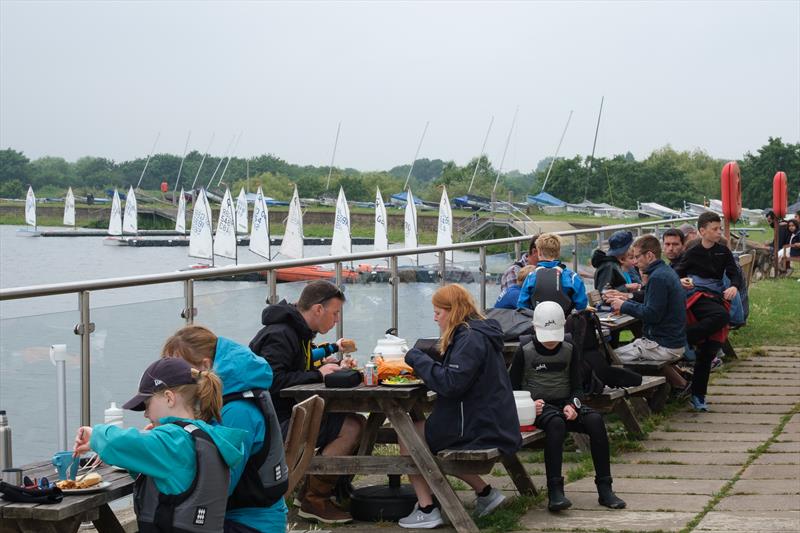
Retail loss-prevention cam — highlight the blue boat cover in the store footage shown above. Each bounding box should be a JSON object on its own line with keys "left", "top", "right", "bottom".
{"left": 527, "top": 191, "right": 565, "bottom": 207}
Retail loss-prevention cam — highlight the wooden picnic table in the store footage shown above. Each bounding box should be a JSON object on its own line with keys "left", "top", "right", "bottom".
{"left": 0, "top": 462, "right": 133, "bottom": 533}
{"left": 281, "top": 382, "right": 538, "bottom": 533}
{"left": 595, "top": 310, "right": 640, "bottom": 334}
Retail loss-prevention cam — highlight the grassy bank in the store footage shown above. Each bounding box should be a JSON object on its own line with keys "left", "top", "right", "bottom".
{"left": 730, "top": 275, "right": 800, "bottom": 347}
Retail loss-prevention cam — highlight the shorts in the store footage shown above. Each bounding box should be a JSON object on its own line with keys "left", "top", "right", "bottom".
{"left": 280, "top": 412, "right": 346, "bottom": 450}
{"left": 615, "top": 338, "right": 684, "bottom": 363}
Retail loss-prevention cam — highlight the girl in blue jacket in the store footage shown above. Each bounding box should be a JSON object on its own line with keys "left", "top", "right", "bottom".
{"left": 73, "top": 357, "right": 246, "bottom": 532}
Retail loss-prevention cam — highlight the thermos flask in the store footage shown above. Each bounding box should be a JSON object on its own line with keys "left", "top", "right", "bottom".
{"left": 0, "top": 410, "right": 12, "bottom": 470}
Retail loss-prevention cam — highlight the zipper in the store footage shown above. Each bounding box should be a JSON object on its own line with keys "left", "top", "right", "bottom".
{"left": 459, "top": 402, "right": 464, "bottom": 437}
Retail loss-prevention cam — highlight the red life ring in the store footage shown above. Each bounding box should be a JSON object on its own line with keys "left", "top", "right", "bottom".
{"left": 160, "top": 181, "right": 168, "bottom": 193}
{"left": 773, "top": 171, "right": 788, "bottom": 218}
{"left": 720, "top": 162, "right": 742, "bottom": 222}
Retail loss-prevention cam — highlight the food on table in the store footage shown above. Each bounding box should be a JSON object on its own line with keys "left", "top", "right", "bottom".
{"left": 382, "top": 375, "right": 423, "bottom": 385}
{"left": 56, "top": 472, "right": 102, "bottom": 490}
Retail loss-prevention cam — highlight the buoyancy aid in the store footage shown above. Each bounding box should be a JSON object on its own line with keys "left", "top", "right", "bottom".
{"left": 532, "top": 266, "right": 573, "bottom": 316}
{"left": 520, "top": 337, "right": 573, "bottom": 403}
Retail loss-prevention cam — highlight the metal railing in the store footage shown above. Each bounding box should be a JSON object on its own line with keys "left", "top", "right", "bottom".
{"left": 0, "top": 216, "right": 697, "bottom": 425}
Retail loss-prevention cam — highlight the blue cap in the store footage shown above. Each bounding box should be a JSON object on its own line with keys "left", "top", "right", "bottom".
{"left": 607, "top": 230, "right": 633, "bottom": 257}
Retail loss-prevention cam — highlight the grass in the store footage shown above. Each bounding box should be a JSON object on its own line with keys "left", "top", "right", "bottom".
{"left": 730, "top": 276, "right": 800, "bottom": 347}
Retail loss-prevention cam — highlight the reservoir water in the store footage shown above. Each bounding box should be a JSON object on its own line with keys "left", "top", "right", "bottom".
{"left": 0, "top": 225, "right": 507, "bottom": 465}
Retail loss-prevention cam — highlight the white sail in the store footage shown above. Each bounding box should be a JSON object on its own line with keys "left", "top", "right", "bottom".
{"left": 279, "top": 186, "right": 304, "bottom": 259}
{"left": 122, "top": 186, "right": 138, "bottom": 234}
{"left": 189, "top": 189, "right": 213, "bottom": 260}
{"left": 214, "top": 188, "right": 237, "bottom": 260}
{"left": 249, "top": 186, "right": 271, "bottom": 259}
{"left": 235, "top": 187, "right": 249, "bottom": 234}
{"left": 404, "top": 189, "right": 418, "bottom": 250}
{"left": 436, "top": 186, "right": 453, "bottom": 247}
{"left": 330, "top": 187, "right": 351, "bottom": 256}
{"left": 63, "top": 187, "right": 75, "bottom": 227}
{"left": 25, "top": 186, "right": 36, "bottom": 228}
{"left": 175, "top": 188, "right": 186, "bottom": 234}
{"left": 374, "top": 187, "right": 388, "bottom": 251}
{"left": 108, "top": 190, "right": 122, "bottom": 236}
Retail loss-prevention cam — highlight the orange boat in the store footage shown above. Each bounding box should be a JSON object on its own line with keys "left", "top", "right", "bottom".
{"left": 276, "top": 265, "right": 359, "bottom": 283}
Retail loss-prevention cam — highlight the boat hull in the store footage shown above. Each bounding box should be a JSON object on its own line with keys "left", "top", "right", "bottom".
{"left": 276, "top": 265, "right": 358, "bottom": 283}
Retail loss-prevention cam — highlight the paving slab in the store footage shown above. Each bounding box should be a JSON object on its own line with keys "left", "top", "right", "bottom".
{"left": 647, "top": 430, "right": 767, "bottom": 442}
{"left": 740, "top": 464, "right": 800, "bottom": 479}
{"left": 730, "top": 479, "right": 800, "bottom": 494}
{"left": 715, "top": 494, "right": 800, "bottom": 511}
{"left": 695, "top": 510, "right": 800, "bottom": 531}
{"left": 609, "top": 463, "right": 740, "bottom": 479}
{"left": 669, "top": 412, "right": 782, "bottom": 425}
{"left": 752, "top": 452, "right": 800, "bottom": 464}
{"left": 567, "top": 476, "right": 727, "bottom": 495}
{"left": 622, "top": 451, "right": 750, "bottom": 465}
{"left": 769, "top": 441, "right": 800, "bottom": 452}
{"left": 704, "top": 403, "right": 793, "bottom": 414}
{"left": 707, "top": 386, "right": 799, "bottom": 396}
{"left": 566, "top": 491, "right": 707, "bottom": 512}
{"left": 518, "top": 509, "right": 696, "bottom": 532}
{"left": 711, "top": 395, "right": 798, "bottom": 404}
{"left": 640, "top": 439, "right": 757, "bottom": 453}
{"left": 713, "top": 378, "right": 800, "bottom": 387}
{"left": 662, "top": 422, "right": 775, "bottom": 434}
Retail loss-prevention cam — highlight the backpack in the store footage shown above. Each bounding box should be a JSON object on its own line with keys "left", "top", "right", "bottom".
{"left": 532, "top": 266, "right": 573, "bottom": 316}
{"left": 581, "top": 311, "right": 642, "bottom": 389}
{"left": 485, "top": 307, "right": 535, "bottom": 341}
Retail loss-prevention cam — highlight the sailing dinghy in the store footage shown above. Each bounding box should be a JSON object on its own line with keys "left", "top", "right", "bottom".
{"left": 235, "top": 187, "right": 249, "bottom": 237}
{"left": 214, "top": 188, "right": 238, "bottom": 263}
{"left": 102, "top": 190, "right": 124, "bottom": 245}
{"left": 16, "top": 186, "right": 40, "bottom": 236}
{"left": 374, "top": 187, "right": 388, "bottom": 251}
{"left": 175, "top": 188, "right": 187, "bottom": 234}
{"left": 63, "top": 187, "right": 76, "bottom": 229}
{"left": 248, "top": 186, "right": 270, "bottom": 259}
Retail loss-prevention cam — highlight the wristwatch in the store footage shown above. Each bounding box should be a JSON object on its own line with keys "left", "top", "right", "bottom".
{"left": 571, "top": 397, "right": 582, "bottom": 410}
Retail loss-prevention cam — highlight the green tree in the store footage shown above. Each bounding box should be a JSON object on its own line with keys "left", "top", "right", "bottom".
{"left": 0, "top": 178, "right": 24, "bottom": 198}
{"left": 0, "top": 149, "right": 31, "bottom": 187}
{"left": 739, "top": 137, "right": 800, "bottom": 208}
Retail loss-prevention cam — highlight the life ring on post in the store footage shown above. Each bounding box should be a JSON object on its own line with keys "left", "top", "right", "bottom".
{"left": 773, "top": 171, "right": 788, "bottom": 219}
{"left": 720, "top": 161, "right": 742, "bottom": 222}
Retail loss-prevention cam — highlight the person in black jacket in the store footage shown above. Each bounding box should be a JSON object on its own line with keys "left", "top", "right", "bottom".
{"left": 249, "top": 280, "right": 364, "bottom": 524}
{"left": 399, "top": 284, "right": 521, "bottom": 528}
{"left": 509, "top": 301, "right": 625, "bottom": 512}
{"left": 591, "top": 230, "right": 641, "bottom": 294}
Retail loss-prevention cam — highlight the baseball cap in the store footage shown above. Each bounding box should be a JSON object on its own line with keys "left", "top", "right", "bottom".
{"left": 123, "top": 358, "right": 197, "bottom": 411}
{"left": 533, "top": 301, "right": 566, "bottom": 343}
{"left": 607, "top": 230, "right": 633, "bottom": 257}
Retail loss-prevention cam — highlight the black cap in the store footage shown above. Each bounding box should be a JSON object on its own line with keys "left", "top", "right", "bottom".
{"left": 607, "top": 230, "right": 633, "bottom": 257}
{"left": 123, "top": 358, "right": 196, "bottom": 411}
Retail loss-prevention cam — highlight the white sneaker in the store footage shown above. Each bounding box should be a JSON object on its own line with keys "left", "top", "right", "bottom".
{"left": 398, "top": 503, "right": 444, "bottom": 529}
{"left": 474, "top": 487, "right": 506, "bottom": 517}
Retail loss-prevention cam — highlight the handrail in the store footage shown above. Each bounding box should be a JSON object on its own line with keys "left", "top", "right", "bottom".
{"left": 0, "top": 216, "right": 697, "bottom": 300}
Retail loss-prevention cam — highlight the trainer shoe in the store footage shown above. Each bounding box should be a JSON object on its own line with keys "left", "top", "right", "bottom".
{"left": 474, "top": 487, "right": 506, "bottom": 517}
{"left": 690, "top": 395, "right": 709, "bottom": 412}
{"left": 398, "top": 504, "right": 444, "bottom": 529}
{"left": 710, "top": 356, "right": 723, "bottom": 372}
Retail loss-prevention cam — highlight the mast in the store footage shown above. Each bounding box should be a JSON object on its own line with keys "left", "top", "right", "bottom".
{"left": 190, "top": 133, "right": 215, "bottom": 189}
{"left": 468, "top": 116, "right": 494, "bottom": 193}
{"left": 541, "top": 110, "right": 573, "bottom": 193}
{"left": 207, "top": 133, "right": 237, "bottom": 189}
{"left": 584, "top": 96, "right": 604, "bottom": 200}
{"left": 173, "top": 131, "right": 192, "bottom": 197}
{"left": 135, "top": 131, "right": 161, "bottom": 189}
{"left": 403, "top": 121, "right": 429, "bottom": 190}
{"left": 217, "top": 131, "right": 243, "bottom": 187}
{"left": 493, "top": 106, "right": 518, "bottom": 193}
{"left": 325, "top": 121, "right": 342, "bottom": 191}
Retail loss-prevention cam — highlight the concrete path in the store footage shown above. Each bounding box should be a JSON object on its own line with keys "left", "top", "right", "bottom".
{"left": 287, "top": 345, "right": 799, "bottom": 532}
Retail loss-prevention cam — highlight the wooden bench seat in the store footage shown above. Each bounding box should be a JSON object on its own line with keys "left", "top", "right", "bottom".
{"left": 582, "top": 375, "right": 667, "bottom": 442}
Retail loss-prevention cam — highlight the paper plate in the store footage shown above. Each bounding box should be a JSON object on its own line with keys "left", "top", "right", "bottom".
{"left": 382, "top": 379, "right": 424, "bottom": 387}
{"left": 60, "top": 481, "right": 112, "bottom": 494}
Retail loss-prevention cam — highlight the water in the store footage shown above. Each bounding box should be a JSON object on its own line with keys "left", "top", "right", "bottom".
{"left": 0, "top": 225, "right": 505, "bottom": 465}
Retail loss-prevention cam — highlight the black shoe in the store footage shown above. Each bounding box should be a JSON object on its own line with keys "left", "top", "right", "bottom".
{"left": 595, "top": 476, "right": 626, "bottom": 509}
{"left": 547, "top": 477, "right": 572, "bottom": 512}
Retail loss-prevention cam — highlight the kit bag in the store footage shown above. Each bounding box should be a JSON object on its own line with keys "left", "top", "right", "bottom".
{"left": 485, "top": 307, "right": 535, "bottom": 341}
{"left": 0, "top": 481, "right": 64, "bottom": 504}
{"left": 324, "top": 369, "right": 363, "bottom": 388}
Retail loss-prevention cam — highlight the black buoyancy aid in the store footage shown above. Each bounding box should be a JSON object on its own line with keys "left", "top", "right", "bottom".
{"left": 531, "top": 266, "right": 573, "bottom": 316}
{"left": 134, "top": 421, "right": 230, "bottom": 533}
{"left": 223, "top": 389, "right": 289, "bottom": 510}
{"left": 519, "top": 336, "right": 573, "bottom": 403}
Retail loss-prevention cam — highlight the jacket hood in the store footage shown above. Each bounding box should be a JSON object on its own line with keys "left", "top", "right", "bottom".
{"left": 213, "top": 337, "right": 273, "bottom": 395}
{"left": 466, "top": 318, "right": 504, "bottom": 353}
{"left": 260, "top": 300, "right": 313, "bottom": 340}
{"left": 591, "top": 248, "right": 618, "bottom": 268}
{"left": 160, "top": 417, "right": 246, "bottom": 469}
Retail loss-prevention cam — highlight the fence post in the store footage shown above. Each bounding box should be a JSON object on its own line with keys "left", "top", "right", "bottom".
{"left": 181, "top": 279, "right": 195, "bottom": 324}
{"left": 572, "top": 235, "right": 579, "bottom": 272}
{"left": 335, "top": 262, "right": 344, "bottom": 339}
{"left": 438, "top": 251, "right": 446, "bottom": 286}
{"left": 514, "top": 242, "right": 521, "bottom": 261}
{"left": 74, "top": 291, "right": 94, "bottom": 426}
{"left": 390, "top": 256, "right": 399, "bottom": 333}
{"left": 479, "top": 246, "right": 487, "bottom": 311}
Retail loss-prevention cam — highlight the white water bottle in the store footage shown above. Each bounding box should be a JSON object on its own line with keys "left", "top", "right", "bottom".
{"left": 104, "top": 402, "right": 124, "bottom": 428}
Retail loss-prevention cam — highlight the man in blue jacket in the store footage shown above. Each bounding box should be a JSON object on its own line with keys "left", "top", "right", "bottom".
{"left": 605, "top": 235, "right": 687, "bottom": 388}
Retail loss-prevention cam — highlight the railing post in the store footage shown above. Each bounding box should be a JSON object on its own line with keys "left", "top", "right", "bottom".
{"left": 74, "top": 291, "right": 94, "bottom": 426}
{"left": 438, "top": 251, "right": 446, "bottom": 286}
{"left": 181, "top": 279, "right": 195, "bottom": 324}
{"left": 267, "top": 270, "right": 278, "bottom": 305}
{"left": 390, "top": 256, "right": 399, "bottom": 333}
{"left": 572, "top": 235, "right": 579, "bottom": 273}
{"left": 479, "top": 246, "right": 487, "bottom": 311}
{"left": 514, "top": 242, "right": 521, "bottom": 261}
{"left": 335, "top": 262, "right": 343, "bottom": 339}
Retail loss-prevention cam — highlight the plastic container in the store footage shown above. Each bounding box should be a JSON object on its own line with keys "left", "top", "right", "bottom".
{"left": 104, "top": 402, "right": 124, "bottom": 428}
{"left": 371, "top": 334, "right": 409, "bottom": 358}
{"left": 514, "top": 391, "right": 536, "bottom": 430}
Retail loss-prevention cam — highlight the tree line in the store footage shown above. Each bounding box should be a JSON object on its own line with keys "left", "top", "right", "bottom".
{"left": 0, "top": 137, "right": 796, "bottom": 210}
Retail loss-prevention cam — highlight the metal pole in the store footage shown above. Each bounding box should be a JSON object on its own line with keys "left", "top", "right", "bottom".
{"left": 514, "top": 242, "right": 521, "bottom": 261}
{"left": 182, "top": 279, "right": 195, "bottom": 324}
{"left": 468, "top": 116, "right": 494, "bottom": 193}
{"left": 493, "top": 106, "right": 519, "bottom": 193}
{"left": 325, "top": 122, "right": 342, "bottom": 191}
{"left": 541, "top": 109, "right": 573, "bottom": 193}
{"left": 479, "top": 247, "right": 487, "bottom": 311}
{"left": 773, "top": 219, "right": 780, "bottom": 277}
{"left": 75, "top": 291, "right": 93, "bottom": 426}
{"left": 390, "top": 256, "right": 399, "bottom": 333}
{"left": 572, "top": 235, "right": 579, "bottom": 272}
{"left": 438, "top": 251, "right": 446, "bottom": 286}
{"left": 404, "top": 121, "right": 430, "bottom": 190}
{"left": 335, "top": 262, "right": 343, "bottom": 339}
{"left": 267, "top": 270, "right": 278, "bottom": 304}
{"left": 51, "top": 344, "right": 68, "bottom": 451}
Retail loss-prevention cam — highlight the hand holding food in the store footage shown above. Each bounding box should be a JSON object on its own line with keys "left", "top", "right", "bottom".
{"left": 337, "top": 338, "right": 357, "bottom": 353}
{"left": 73, "top": 426, "right": 93, "bottom": 456}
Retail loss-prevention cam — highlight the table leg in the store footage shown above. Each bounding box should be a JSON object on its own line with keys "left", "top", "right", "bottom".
{"left": 613, "top": 399, "right": 644, "bottom": 437}
{"left": 648, "top": 382, "right": 670, "bottom": 412}
{"left": 500, "top": 454, "right": 537, "bottom": 496}
{"left": 378, "top": 399, "right": 479, "bottom": 533}
{"left": 357, "top": 413, "right": 386, "bottom": 456}
{"left": 92, "top": 504, "right": 126, "bottom": 533}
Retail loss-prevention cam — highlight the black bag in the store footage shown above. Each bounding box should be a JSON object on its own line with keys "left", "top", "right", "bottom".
{"left": 485, "top": 307, "right": 535, "bottom": 341}
{"left": 579, "top": 311, "right": 642, "bottom": 391}
{"left": 324, "top": 369, "right": 363, "bottom": 388}
{"left": 0, "top": 481, "right": 64, "bottom": 504}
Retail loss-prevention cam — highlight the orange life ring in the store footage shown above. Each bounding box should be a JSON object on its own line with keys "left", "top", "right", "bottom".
{"left": 720, "top": 162, "right": 742, "bottom": 222}
{"left": 773, "top": 171, "right": 788, "bottom": 218}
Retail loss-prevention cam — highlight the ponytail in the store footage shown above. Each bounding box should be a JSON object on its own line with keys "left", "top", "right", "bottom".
{"left": 173, "top": 368, "right": 223, "bottom": 423}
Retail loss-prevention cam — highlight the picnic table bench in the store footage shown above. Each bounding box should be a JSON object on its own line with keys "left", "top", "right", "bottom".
{"left": 0, "top": 462, "right": 133, "bottom": 533}
{"left": 282, "top": 382, "right": 541, "bottom": 533}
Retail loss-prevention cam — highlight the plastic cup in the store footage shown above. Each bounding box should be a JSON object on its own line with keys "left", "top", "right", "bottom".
{"left": 52, "top": 451, "right": 80, "bottom": 480}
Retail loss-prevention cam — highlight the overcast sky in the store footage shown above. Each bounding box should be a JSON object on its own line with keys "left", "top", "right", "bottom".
{"left": 1, "top": 1, "right": 798, "bottom": 173}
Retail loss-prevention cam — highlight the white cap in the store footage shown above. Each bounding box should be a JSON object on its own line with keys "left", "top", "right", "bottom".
{"left": 533, "top": 301, "right": 566, "bottom": 342}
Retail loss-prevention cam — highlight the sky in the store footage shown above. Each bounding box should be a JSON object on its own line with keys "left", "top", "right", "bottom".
{"left": 1, "top": 0, "right": 798, "bottom": 173}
